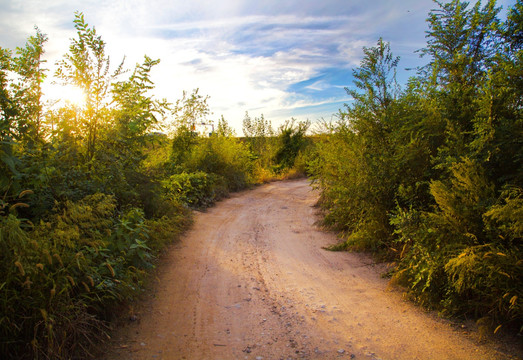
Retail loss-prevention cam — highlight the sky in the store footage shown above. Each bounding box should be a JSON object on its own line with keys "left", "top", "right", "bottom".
{"left": 0, "top": 0, "right": 517, "bottom": 133}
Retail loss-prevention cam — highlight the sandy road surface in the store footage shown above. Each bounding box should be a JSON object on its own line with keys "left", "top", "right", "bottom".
{"left": 105, "top": 179, "right": 518, "bottom": 360}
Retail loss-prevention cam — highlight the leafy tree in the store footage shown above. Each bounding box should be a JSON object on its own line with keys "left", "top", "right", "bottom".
{"left": 111, "top": 56, "right": 168, "bottom": 139}
{"left": 215, "top": 115, "right": 235, "bottom": 137}
{"left": 9, "top": 27, "right": 48, "bottom": 144}
{"left": 273, "top": 118, "right": 310, "bottom": 170}
{"left": 92, "top": 56, "right": 170, "bottom": 213}
{"left": 171, "top": 88, "right": 210, "bottom": 130}
{"left": 185, "top": 134, "right": 254, "bottom": 192}
{"left": 1, "top": 47, "right": 19, "bottom": 198}
{"left": 310, "top": 38, "right": 401, "bottom": 252}
{"left": 311, "top": 0, "right": 522, "bottom": 331}
{"left": 0, "top": 27, "right": 48, "bottom": 216}
{"left": 242, "top": 111, "right": 274, "bottom": 138}
{"left": 55, "top": 12, "right": 124, "bottom": 162}
{"left": 170, "top": 89, "right": 210, "bottom": 165}
{"left": 346, "top": 38, "right": 399, "bottom": 125}
{"left": 242, "top": 112, "right": 275, "bottom": 170}
{"left": 0, "top": 14, "right": 197, "bottom": 358}
{"left": 421, "top": 0, "right": 503, "bottom": 168}
{"left": 390, "top": 0, "right": 523, "bottom": 330}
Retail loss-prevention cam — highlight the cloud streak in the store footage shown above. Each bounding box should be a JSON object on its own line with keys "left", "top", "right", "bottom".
{"left": 1, "top": 0, "right": 517, "bottom": 132}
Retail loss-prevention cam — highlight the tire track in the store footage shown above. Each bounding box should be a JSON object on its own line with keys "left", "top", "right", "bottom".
{"left": 105, "top": 180, "right": 518, "bottom": 360}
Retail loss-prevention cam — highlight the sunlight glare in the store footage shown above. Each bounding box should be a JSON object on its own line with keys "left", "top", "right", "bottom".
{"left": 46, "top": 84, "right": 87, "bottom": 107}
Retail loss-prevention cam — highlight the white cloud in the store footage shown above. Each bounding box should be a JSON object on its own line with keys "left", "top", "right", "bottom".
{"left": 9, "top": 0, "right": 515, "bottom": 133}
{"left": 305, "top": 80, "right": 330, "bottom": 91}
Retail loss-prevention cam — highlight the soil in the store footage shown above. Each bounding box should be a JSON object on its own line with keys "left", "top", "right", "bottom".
{"left": 104, "top": 179, "right": 522, "bottom": 360}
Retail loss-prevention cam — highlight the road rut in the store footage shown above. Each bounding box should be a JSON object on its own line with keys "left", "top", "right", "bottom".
{"left": 105, "top": 179, "right": 517, "bottom": 360}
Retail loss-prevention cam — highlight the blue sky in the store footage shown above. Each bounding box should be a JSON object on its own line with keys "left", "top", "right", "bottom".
{"left": 0, "top": 0, "right": 517, "bottom": 133}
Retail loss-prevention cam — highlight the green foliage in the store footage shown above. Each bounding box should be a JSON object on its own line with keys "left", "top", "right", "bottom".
{"left": 169, "top": 89, "right": 211, "bottom": 166}
{"left": 310, "top": 38, "right": 401, "bottom": 253}
{"left": 273, "top": 119, "right": 311, "bottom": 172}
{"left": 391, "top": 1, "right": 522, "bottom": 330}
{"left": 163, "top": 171, "right": 225, "bottom": 208}
{"left": 242, "top": 111, "right": 274, "bottom": 139}
{"left": 171, "top": 88, "right": 210, "bottom": 130}
{"left": 0, "top": 186, "right": 190, "bottom": 359}
{"left": 216, "top": 114, "right": 235, "bottom": 137}
{"left": 55, "top": 12, "right": 124, "bottom": 162}
{"left": 185, "top": 134, "right": 254, "bottom": 191}
{"left": 242, "top": 112, "right": 316, "bottom": 181}
{"left": 111, "top": 56, "right": 168, "bottom": 139}
{"left": 9, "top": 27, "right": 47, "bottom": 144}
{"left": 0, "top": 15, "right": 196, "bottom": 359}
{"left": 171, "top": 126, "right": 199, "bottom": 166}
{"left": 145, "top": 199, "right": 192, "bottom": 252}
{"left": 1, "top": 194, "right": 119, "bottom": 358}
{"left": 168, "top": 101, "right": 255, "bottom": 192}
{"left": 1, "top": 28, "right": 48, "bottom": 204}
{"left": 428, "top": 158, "right": 495, "bottom": 242}
{"left": 312, "top": 0, "right": 523, "bottom": 333}
{"left": 485, "top": 186, "right": 523, "bottom": 241}
{"left": 444, "top": 245, "right": 522, "bottom": 322}
{"left": 242, "top": 112, "right": 276, "bottom": 169}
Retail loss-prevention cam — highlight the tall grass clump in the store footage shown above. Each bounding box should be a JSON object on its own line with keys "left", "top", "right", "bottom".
{"left": 0, "top": 193, "right": 161, "bottom": 358}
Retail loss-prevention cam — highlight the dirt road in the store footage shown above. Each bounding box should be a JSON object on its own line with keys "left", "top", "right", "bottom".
{"left": 105, "top": 179, "right": 517, "bottom": 360}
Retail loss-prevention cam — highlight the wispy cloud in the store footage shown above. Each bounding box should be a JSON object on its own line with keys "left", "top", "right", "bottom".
{"left": 1, "top": 0, "right": 516, "bottom": 132}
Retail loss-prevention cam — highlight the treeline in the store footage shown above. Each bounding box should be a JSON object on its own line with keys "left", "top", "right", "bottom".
{"left": 0, "top": 13, "right": 309, "bottom": 359}
{"left": 309, "top": 0, "right": 522, "bottom": 334}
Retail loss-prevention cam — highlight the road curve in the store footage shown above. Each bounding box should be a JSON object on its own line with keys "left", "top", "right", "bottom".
{"left": 105, "top": 179, "right": 516, "bottom": 360}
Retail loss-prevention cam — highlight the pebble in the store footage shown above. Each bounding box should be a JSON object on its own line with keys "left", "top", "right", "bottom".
{"left": 256, "top": 357, "right": 263, "bottom": 360}
{"left": 338, "top": 349, "right": 346, "bottom": 354}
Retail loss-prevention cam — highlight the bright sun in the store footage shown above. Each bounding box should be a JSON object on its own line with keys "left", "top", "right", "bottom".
{"left": 45, "top": 84, "right": 87, "bottom": 107}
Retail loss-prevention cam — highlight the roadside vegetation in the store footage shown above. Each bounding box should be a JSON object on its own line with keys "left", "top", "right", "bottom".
{"left": 1, "top": 0, "right": 521, "bottom": 357}
{"left": 0, "top": 13, "right": 310, "bottom": 359}
{"left": 309, "top": 0, "right": 522, "bottom": 337}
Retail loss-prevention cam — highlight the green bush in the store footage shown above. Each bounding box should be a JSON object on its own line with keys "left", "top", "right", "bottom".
{"left": 163, "top": 171, "right": 227, "bottom": 208}
{"left": 273, "top": 119, "right": 311, "bottom": 172}
{"left": 185, "top": 135, "right": 254, "bottom": 191}
{"left": 391, "top": 162, "right": 523, "bottom": 329}
{"left": 310, "top": 125, "right": 395, "bottom": 253}
{"left": 311, "top": 1, "right": 523, "bottom": 334}
{"left": 0, "top": 193, "right": 169, "bottom": 358}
